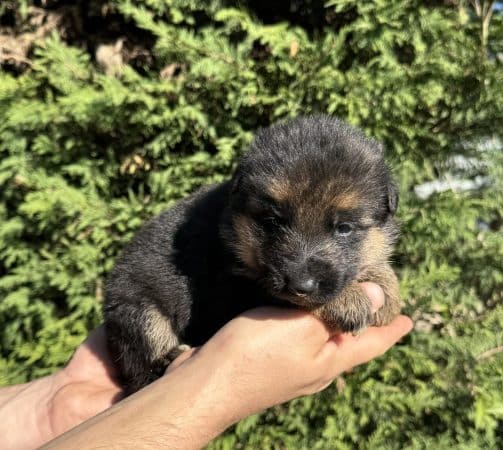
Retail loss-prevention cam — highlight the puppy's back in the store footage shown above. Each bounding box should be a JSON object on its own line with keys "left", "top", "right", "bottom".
{"left": 104, "top": 182, "right": 230, "bottom": 392}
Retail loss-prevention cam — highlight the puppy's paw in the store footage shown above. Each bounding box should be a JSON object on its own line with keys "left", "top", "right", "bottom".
{"left": 165, "top": 344, "right": 192, "bottom": 363}
{"left": 370, "top": 293, "right": 402, "bottom": 326}
{"left": 360, "top": 264, "right": 402, "bottom": 327}
{"left": 336, "top": 307, "right": 373, "bottom": 334}
{"left": 315, "top": 300, "right": 372, "bottom": 334}
{"left": 150, "top": 344, "right": 191, "bottom": 376}
{"left": 313, "top": 281, "right": 374, "bottom": 333}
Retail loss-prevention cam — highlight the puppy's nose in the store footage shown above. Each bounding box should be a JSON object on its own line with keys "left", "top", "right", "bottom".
{"left": 288, "top": 277, "right": 317, "bottom": 296}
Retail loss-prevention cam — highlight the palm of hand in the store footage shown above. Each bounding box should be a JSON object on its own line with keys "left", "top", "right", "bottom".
{"left": 48, "top": 326, "right": 124, "bottom": 437}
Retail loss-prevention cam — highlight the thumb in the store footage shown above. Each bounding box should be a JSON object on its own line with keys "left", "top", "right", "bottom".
{"left": 334, "top": 315, "right": 413, "bottom": 370}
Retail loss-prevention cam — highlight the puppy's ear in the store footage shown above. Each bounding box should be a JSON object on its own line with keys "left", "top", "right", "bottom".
{"left": 387, "top": 180, "right": 399, "bottom": 215}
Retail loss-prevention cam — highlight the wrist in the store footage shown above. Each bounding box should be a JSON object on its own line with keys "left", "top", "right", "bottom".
{"left": 0, "top": 372, "right": 67, "bottom": 449}
{"left": 157, "top": 349, "right": 241, "bottom": 447}
{"left": 37, "top": 371, "right": 70, "bottom": 444}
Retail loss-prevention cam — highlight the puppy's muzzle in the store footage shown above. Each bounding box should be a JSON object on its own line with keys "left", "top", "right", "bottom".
{"left": 286, "top": 274, "right": 318, "bottom": 296}
{"left": 279, "top": 256, "right": 340, "bottom": 302}
{"left": 282, "top": 259, "right": 322, "bottom": 297}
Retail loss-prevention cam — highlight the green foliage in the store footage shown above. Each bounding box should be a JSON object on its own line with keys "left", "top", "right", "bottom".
{"left": 0, "top": 0, "right": 501, "bottom": 447}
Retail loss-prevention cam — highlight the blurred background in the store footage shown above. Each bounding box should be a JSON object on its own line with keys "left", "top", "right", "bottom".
{"left": 0, "top": 0, "right": 502, "bottom": 448}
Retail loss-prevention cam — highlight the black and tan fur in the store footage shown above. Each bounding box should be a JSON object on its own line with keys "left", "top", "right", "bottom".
{"left": 104, "top": 115, "right": 402, "bottom": 394}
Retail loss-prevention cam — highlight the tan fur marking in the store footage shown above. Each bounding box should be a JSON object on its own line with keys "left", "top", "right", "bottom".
{"left": 266, "top": 178, "right": 291, "bottom": 202}
{"left": 359, "top": 264, "right": 402, "bottom": 326}
{"left": 233, "top": 214, "right": 260, "bottom": 270}
{"left": 360, "top": 215, "right": 375, "bottom": 228}
{"left": 144, "top": 306, "right": 179, "bottom": 360}
{"left": 357, "top": 229, "right": 402, "bottom": 327}
{"left": 360, "top": 227, "right": 391, "bottom": 267}
{"left": 332, "top": 191, "right": 360, "bottom": 210}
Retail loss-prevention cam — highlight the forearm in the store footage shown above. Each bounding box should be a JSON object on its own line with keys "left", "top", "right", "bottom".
{"left": 42, "top": 353, "right": 236, "bottom": 450}
{"left": 16, "top": 300, "right": 411, "bottom": 450}
{"left": 0, "top": 382, "right": 28, "bottom": 406}
{"left": 0, "top": 374, "right": 65, "bottom": 449}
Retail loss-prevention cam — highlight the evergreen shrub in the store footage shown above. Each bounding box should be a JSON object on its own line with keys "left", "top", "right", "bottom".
{"left": 0, "top": 1, "right": 501, "bottom": 448}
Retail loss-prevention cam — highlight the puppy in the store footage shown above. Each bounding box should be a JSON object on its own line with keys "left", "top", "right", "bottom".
{"left": 104, "top": 115, "right": 401, "bottom": 394}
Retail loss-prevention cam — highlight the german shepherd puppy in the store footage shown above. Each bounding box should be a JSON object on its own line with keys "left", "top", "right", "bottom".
{"left": 104, "top": 115, "right": 401, "bottom": 394}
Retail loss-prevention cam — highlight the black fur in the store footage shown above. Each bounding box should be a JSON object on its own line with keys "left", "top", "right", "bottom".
{"left": 104, "top": 115, "right": 399, "bottom": 394}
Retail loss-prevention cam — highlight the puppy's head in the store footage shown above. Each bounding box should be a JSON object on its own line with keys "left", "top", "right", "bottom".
{"left": 223, "top": 115, "right": 398, "bottom": 307}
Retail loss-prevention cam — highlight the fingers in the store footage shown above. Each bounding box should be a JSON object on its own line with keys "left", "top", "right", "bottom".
{"left": 332, "top": 315, "right": 413, "bottom": 370}
{"left": 64, "top": 325, "right": 121, "bottom": 383}
{"left": 237, "top": 306, "right": 334, "bottom": 343}
{"left": 169, "top": 285, "right": 405, "bottom": 383}
{"left": 359, "top": 282, "right": 385, "bottom": 313}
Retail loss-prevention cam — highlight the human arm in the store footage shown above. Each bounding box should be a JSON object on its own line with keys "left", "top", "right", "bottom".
{"left": 0, "top": 282, "right": 411, "bottom": 449}
{"left": 0, "top": 327, "right": 124, "bottom": 449}
{"left": 42, "top": 295, "right": 412, "bottom": 449}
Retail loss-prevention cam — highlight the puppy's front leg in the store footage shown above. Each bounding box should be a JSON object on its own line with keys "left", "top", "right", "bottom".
{"left": 311, "top": 263, "right": 401, "bottom": 333}
{"left": 358, "top": 263, "right": 402, "bottom": 327}
{"left": 311, "top": 282, "right": 373, "bottom": 333}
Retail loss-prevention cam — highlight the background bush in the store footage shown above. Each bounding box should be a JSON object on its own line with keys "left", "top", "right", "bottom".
{"left": 0, "top": 0, "right": 501, "bottom": 448}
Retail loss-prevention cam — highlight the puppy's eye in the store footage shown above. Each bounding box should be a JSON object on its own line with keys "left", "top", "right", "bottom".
{"left": 260, "top": 211, "right": 287, "bottom": 228}
{"left": 334, "top": 222, "right": 354, "bottom": 236}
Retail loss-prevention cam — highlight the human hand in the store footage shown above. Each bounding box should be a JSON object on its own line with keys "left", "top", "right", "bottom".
{"left": 0, "top": 326, "right": 124, "bottom": 450}
{"left": 166, "top": 282, "right": 412, "bottom": 427}
{"left": 42, "top": 282, "right": 393, "bottom": 441}
{"left": 39, "top": 282, "right": 411, "bottom": 450}
{"left": 47, "top": 326, "right": 124, "bottom": 437}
